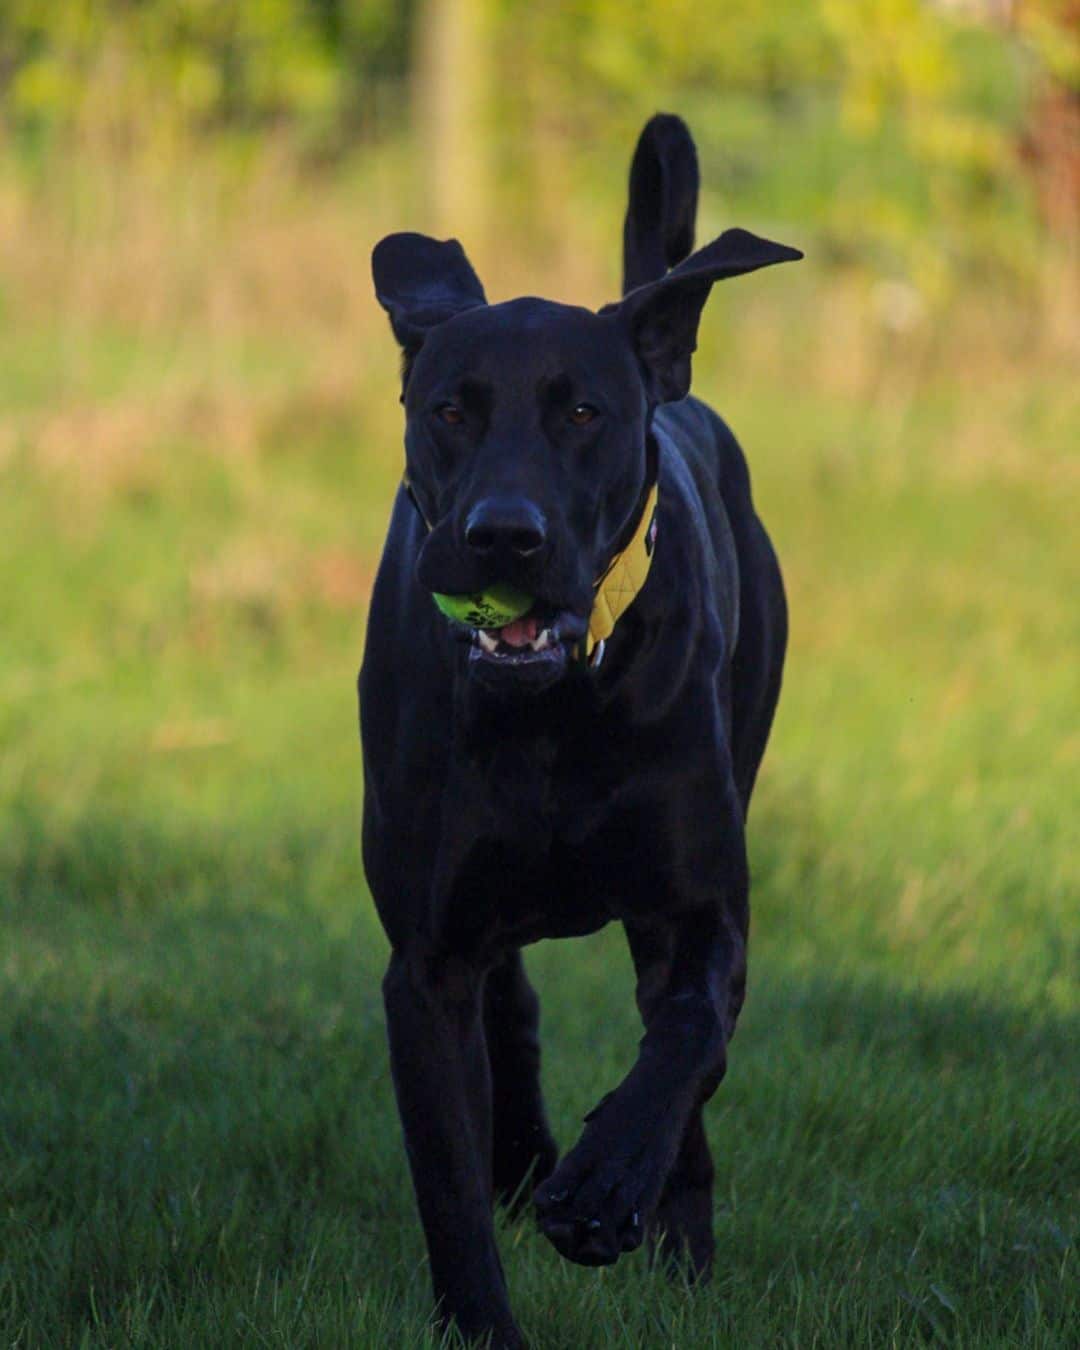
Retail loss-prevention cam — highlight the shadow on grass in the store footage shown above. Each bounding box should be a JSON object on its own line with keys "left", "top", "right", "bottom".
{"left": 0, "top": 787, "right": 363, "bottom": 918}
{"left": 1, "top": 795, "right": 1076, "bottom": 1344}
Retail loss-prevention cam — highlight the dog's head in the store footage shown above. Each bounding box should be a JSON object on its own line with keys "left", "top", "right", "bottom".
{"left": 372, "top": 227, "right": 799, "bottom": 693}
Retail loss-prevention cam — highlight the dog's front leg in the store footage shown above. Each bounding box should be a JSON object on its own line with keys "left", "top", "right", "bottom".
{"left": 534, "top": 899, "right": 746, "bottom": 1269}
{"left": 383, "top": 951, "right": 523, "bottom": 1349}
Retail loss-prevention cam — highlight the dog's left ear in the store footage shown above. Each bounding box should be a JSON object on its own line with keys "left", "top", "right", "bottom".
{"left": 372, "top": 232, "right": 487, "bottom": 354}
{"left": 609, "top": 228, "right": 802, "bottom": 403}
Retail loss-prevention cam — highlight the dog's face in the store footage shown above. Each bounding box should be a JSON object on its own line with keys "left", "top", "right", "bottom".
{"left": 373, "top": 229, "right": 800, "bottom": 693}
{"left": 401, "top": 297, "right": 648, "bottom": 690}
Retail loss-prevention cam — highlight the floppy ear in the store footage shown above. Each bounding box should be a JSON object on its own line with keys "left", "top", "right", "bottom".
{"left": 371, "top": 232, "right": 487, "bottom": 353}
{"left": 612, "top": 227, "right": 802, "bottom": 403}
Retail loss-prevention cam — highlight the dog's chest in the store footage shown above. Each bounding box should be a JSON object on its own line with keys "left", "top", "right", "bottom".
{"left": 435, "top": 744, "right": 678, "bottom": 951}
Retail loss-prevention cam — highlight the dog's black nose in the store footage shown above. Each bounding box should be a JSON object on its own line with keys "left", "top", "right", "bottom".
{"left": 465, "top": 499, "right": 547, "bottom": 559}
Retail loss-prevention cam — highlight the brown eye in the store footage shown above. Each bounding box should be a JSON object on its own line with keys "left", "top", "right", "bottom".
{"left": 569, "top": 403, "right": 598, "bottom": 426}
{"left": 436, "top": 403, "right": 464, "bottom": 426}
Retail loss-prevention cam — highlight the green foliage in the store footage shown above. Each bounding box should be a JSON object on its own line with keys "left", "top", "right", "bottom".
{"left": 0, "top": 0, "right": 413, "bottom": 147}
{"left": 493, "top": 0, "right": 1059, "bottom": 293}
{"left": 1, "top": 0, "right": 1074, "bottom": 295}
{"left": 1019, "top": 0, "right": 1080, "bottom": 89}
{"left": 503, "top": 0, "right": 840, "bottom": 101}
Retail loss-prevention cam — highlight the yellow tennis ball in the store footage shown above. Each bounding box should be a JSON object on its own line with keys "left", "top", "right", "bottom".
{"left": 432, "top": 585, "right": 534, "bottom": 629}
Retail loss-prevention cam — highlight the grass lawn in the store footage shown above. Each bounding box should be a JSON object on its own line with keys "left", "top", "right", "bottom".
{"left": 0, "top": 206, "right": 1077, "bottom": 1344}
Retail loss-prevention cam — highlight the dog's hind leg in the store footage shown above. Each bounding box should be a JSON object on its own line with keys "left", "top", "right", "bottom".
{"left": 647, "top": 1105, "right": 715, "bottom": 1280}
{"left": 484, "top": 949, "right": 559, "bottom": 1211}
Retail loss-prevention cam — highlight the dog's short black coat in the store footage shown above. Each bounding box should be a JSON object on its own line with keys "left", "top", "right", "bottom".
{"left": 360, "top": 115, "right": 801, "bottom": 1347}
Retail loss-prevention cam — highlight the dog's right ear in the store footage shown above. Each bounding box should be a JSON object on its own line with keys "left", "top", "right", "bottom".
{"left": 607, "top": 228, "right": 802, "bottom": 404}
{"left": 372, "top": 233, "right": 487, "bottom": 357}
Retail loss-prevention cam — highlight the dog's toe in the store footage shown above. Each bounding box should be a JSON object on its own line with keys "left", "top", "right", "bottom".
{"left": 573, "top": 1218, "right": 621, "bottom": 1266}
{"left": 536, "top": 1212, "right": 620, "bottom": 1266}
{"left": 619, "top": 1206, "right": 645, "bottom": 1253}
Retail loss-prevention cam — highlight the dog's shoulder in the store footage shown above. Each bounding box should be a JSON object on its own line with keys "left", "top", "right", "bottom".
{"left": 657, "top": 396, "right": 752, "bottom": 504}
{"left": 654, "top": 397, "right": 749, "bottom": 566}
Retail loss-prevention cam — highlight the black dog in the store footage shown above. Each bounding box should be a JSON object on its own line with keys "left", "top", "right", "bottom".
{"left": 360, "top": 114, "right": 801, "bottom": 1347}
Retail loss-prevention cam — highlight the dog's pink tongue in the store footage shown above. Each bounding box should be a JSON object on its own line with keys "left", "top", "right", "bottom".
{"left": 500, "top": 616, "right": 539, "bottom": 648}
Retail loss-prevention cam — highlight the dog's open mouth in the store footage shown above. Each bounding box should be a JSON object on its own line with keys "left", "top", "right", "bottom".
{"left": 464, "top": 604, "right": 582, "bottom": 677}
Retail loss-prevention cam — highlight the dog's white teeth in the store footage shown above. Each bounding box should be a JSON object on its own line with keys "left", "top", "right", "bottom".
{"left": 476, "top": 625, "right": 554, "bottom": 656}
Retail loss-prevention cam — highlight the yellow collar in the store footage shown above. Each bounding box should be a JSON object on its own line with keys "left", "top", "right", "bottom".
{"left": 584, "top": 482, "right": 659, "bottom": 662}
{"left": 402, "top": 475, "right": 660, "bottom": 665}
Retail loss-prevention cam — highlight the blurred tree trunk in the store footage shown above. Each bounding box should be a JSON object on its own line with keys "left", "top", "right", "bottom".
{"left": 412, "top": 0, "right": 494, "bottom": 249}
{"left": 1018, "top": 0, "right": 1079, "bottom": 242}
{"left": 1016, "top": 0, "right": 1080, "bottom": 344}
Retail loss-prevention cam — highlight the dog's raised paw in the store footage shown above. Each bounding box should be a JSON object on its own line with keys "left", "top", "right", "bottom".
{"left": 533, "top": 1136, "right": 653, "bottom": 1266}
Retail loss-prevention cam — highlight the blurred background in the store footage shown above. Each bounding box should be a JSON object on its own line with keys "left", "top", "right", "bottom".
{"left": 1, "top": 3, "right": 1077, "bottom": 1346}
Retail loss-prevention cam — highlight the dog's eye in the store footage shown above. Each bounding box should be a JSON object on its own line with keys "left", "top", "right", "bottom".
{"left": 569, "top": 403, "right": 599, "bottom": 426}
{"left": 435, "top": 403, "right": 464, "bottom": 426}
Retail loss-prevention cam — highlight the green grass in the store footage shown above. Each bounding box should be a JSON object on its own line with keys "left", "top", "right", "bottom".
{"left": 1, "top": 268, "right": 1077, "bottom": 1346}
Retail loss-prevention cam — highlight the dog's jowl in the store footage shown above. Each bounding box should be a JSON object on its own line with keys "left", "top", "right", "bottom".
{"left": 360, "top": 114, "right": 801, "bottom": 1348}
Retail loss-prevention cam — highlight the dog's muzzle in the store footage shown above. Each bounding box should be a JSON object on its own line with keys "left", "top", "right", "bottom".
{"left": 460, "top": 602, "right": 588, "bottom": 690}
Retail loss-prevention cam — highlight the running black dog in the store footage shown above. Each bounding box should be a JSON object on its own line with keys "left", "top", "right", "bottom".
{"left": 360, "top": 114, "right": 801, "bottom": 1348}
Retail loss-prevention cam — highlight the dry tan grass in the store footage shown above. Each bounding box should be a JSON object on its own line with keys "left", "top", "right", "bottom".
{"left": 1, "top": 132, "right": 400, "bottom": 499}
{"left": 2, "top": 130, "right": 1076, "bottom": 514}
